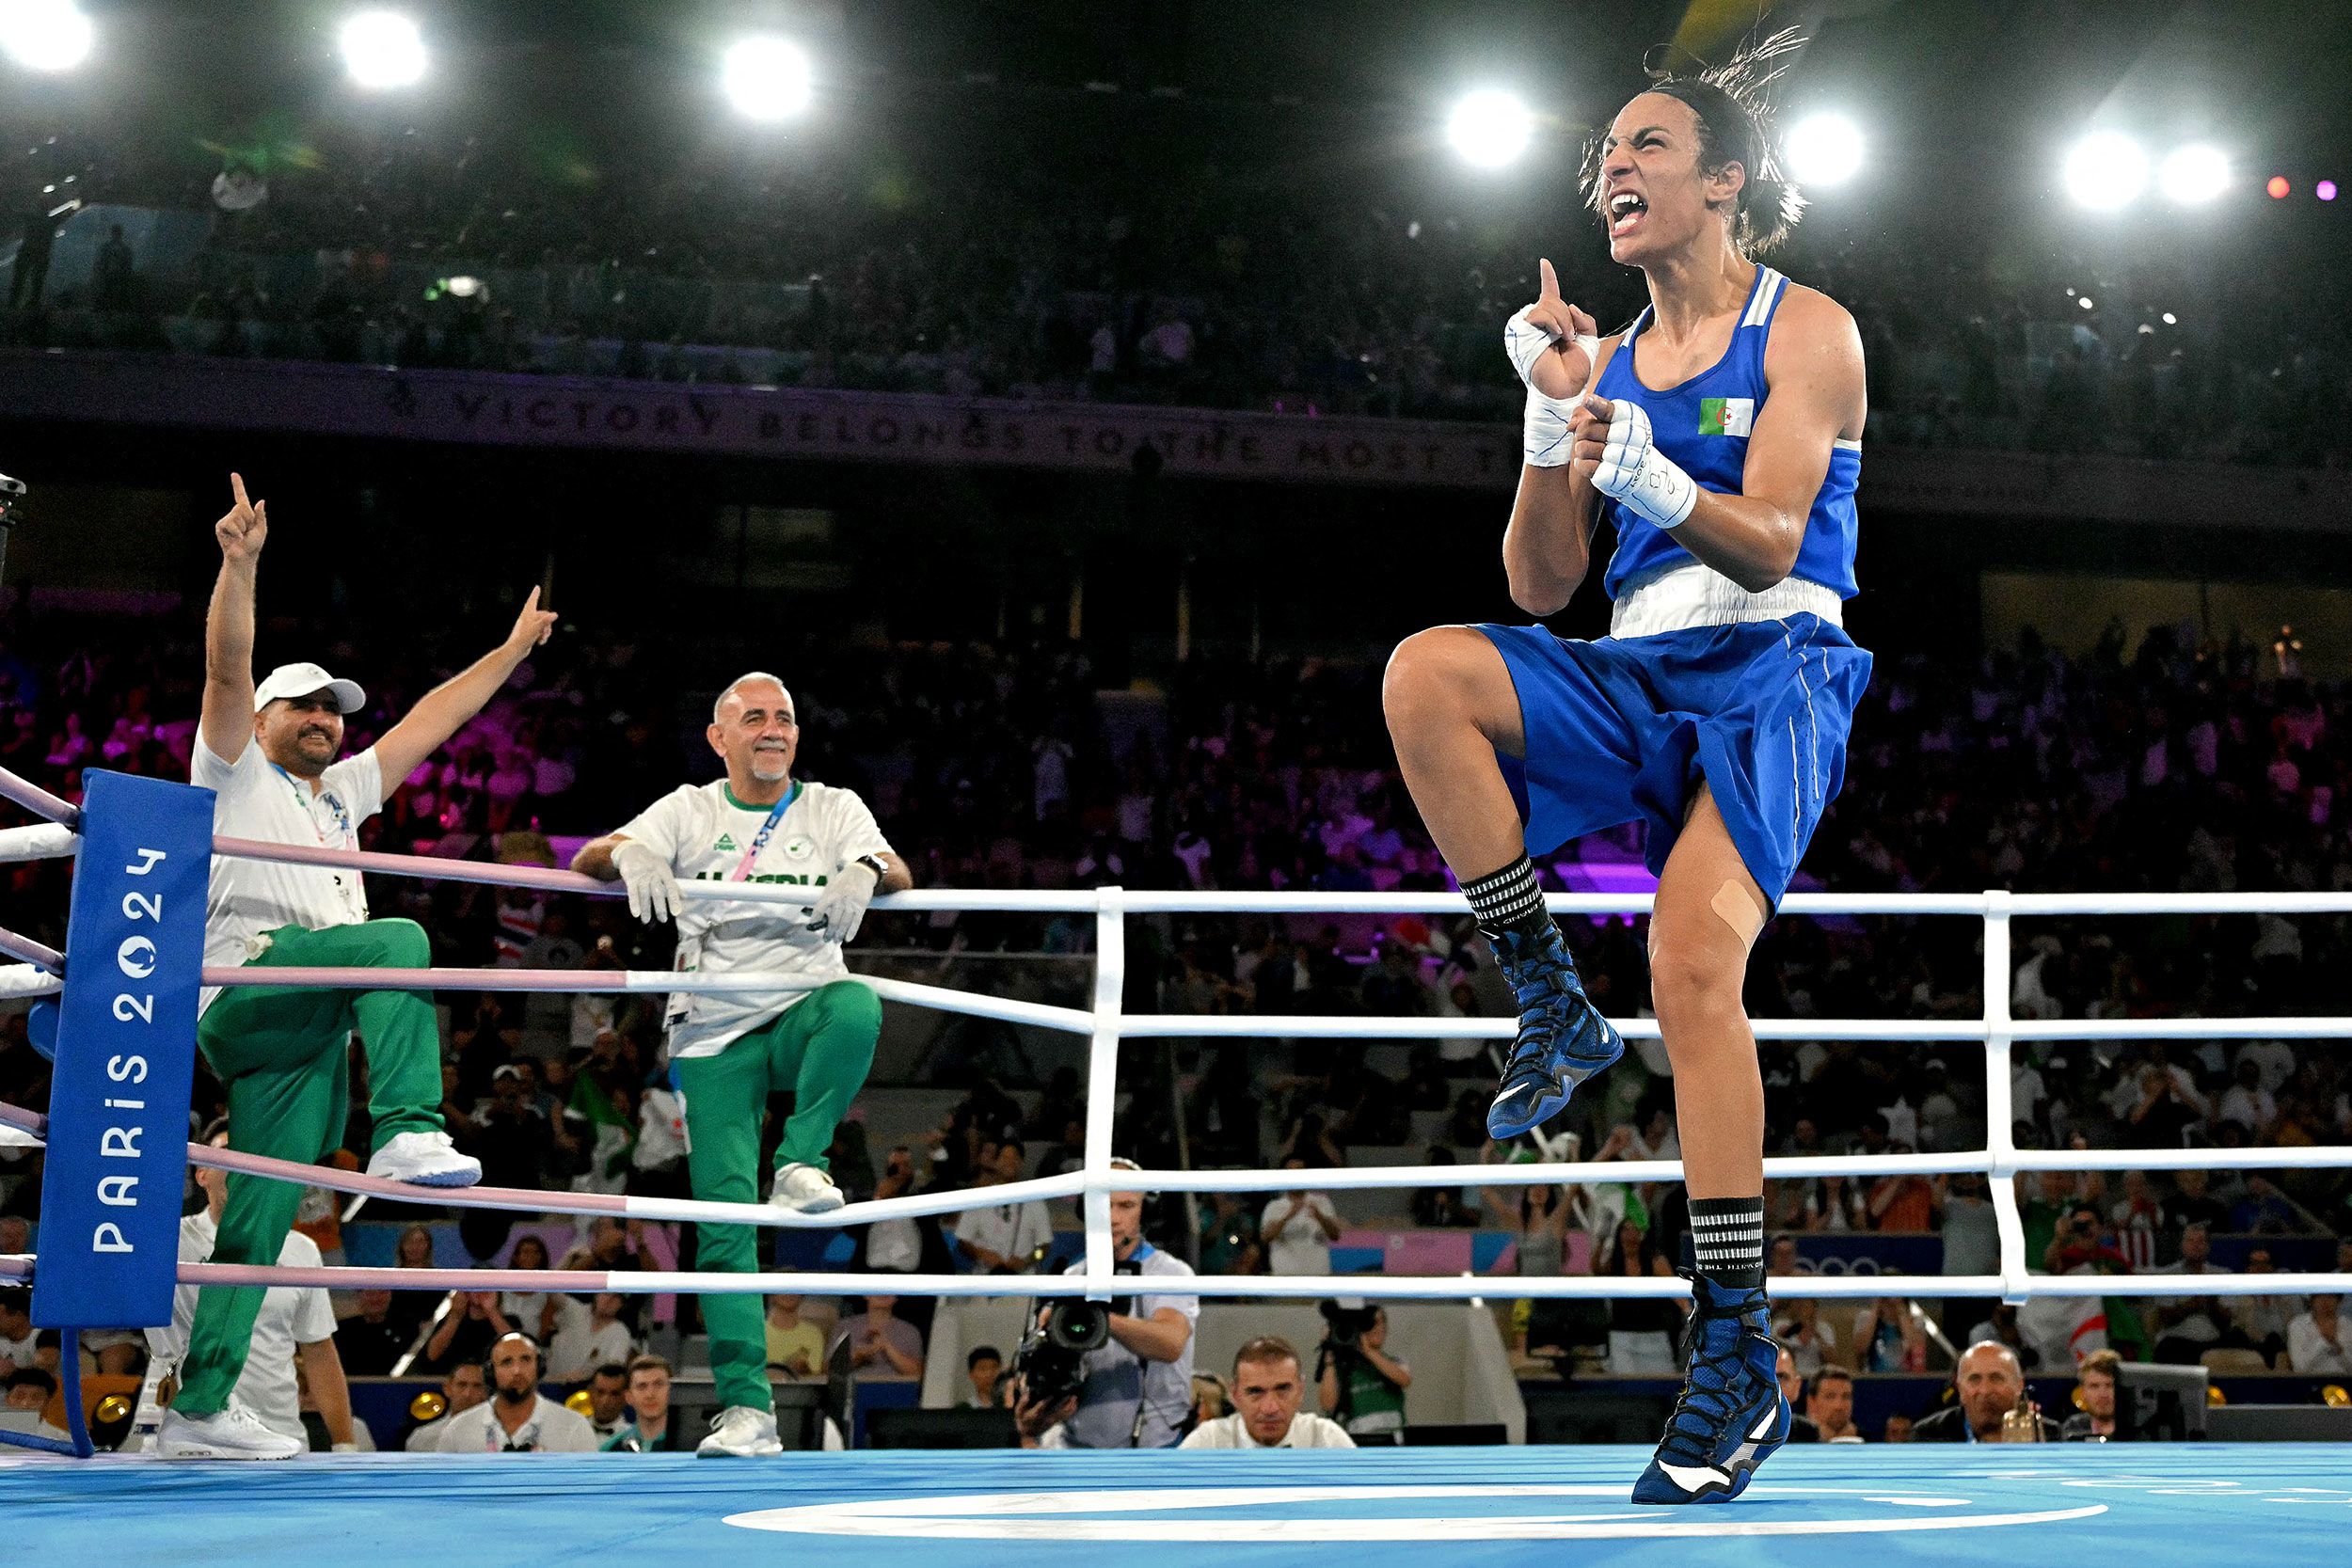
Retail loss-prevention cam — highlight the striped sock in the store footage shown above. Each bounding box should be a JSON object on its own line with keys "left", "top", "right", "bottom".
{"left": 1460, "top": 854, "right": 1551, "bottom": 942}
{"left": 1689, "top": 1196, "right": 1766, "bottom": 1288}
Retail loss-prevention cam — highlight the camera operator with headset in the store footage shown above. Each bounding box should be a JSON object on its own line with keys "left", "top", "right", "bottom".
{"left": 1011, "top": 1158, "right": 1198, "bottom": 1449}
{"left": 1315, "top": 1301, "right": 1412, "bottom": 1444}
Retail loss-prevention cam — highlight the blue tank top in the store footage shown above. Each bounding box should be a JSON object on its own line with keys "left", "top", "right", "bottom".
{"left": 1594, "top": 265, "right": 1861, "bottom": 601}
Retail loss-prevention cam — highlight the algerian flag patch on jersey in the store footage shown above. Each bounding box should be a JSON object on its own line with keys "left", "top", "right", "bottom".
{"left": 1699, "top": 397, "right": 1755, "bottom": 436}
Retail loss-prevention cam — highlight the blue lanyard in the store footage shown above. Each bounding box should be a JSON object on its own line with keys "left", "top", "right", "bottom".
{"left": 730, "top": 782, "right": 800, "bottom": 879}
{"left": 270, "top": 762, "right": 350, "bottom": 844}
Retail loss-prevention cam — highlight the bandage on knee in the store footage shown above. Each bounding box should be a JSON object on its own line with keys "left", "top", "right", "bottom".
{"left": 1708, "top": 879, "right": 1768, "bottom": 948}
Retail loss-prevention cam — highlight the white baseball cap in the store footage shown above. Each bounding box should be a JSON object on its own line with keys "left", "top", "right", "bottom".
{"left": 252, "top": 661, "right": 366, "bottom": 714}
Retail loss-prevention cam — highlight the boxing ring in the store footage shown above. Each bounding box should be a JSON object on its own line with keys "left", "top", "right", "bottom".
{"left": 2, "top": 762, "right": 2350, "bottom": 1565}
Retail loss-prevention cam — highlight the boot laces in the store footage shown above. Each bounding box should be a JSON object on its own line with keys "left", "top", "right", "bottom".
{"left": 1660, "top": 1296, "right": 1775, "bottom": 1464}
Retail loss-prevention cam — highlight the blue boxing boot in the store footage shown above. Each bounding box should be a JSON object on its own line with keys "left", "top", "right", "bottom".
{"left": 1630, "top": 1271, "right": 1788, "bottom": 1504}
{"left": 1484, "top": 923, "right": 1625, "bottom": 1138}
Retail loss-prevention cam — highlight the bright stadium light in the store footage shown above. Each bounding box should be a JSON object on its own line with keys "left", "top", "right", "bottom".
{"left": 1, "top": 1, "right": 96, "bottom": 72}
{"left": 722, "top": 35, "right": 814, "bottom": 121}
{"left": 1784, "top": 112, "right": 1864, "bottom": 186}
{"left": 2157, "top": 143, "right": 2230, "bottom": 205}
{"left": 341, "top": 10, "right": 426, "bottom": 90}
{"left": 2061, "top": 131, "right": 2149, "bottom": 211}
{"left": 1446, "top": 89, "right": 1534, "bottom": 169}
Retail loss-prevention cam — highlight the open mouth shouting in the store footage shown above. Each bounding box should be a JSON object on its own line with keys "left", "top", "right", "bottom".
{"left": 1608, "top": 189, "right": 1648, "bottom": 238}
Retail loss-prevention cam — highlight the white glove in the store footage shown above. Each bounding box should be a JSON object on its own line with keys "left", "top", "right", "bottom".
{"left": 806, "top": 862, "right": 880, "bottom": 943}
{"left": 1588, "top": 397, "right": 1698, "bottom": 530}
{"left": 610, "top": 839, "right": 682, "bottom": 924}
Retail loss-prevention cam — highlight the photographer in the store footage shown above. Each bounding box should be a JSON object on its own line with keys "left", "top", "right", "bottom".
{"left": 1013, "top": 1160, "right": 1197, "bottom": 1449}
{"left": 1315, "top": 1303, "right": 1411, "bottom": 1444}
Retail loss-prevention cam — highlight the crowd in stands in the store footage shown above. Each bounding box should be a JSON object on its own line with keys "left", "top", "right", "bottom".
{"left": 5, "top": 594, "right": 2350, "bottom": 1433}
{"left": 7, "top": 110, "right": 2349, "bottom": 468}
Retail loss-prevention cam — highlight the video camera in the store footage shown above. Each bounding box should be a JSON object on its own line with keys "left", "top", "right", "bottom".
{"left": 1011, "top": 1265, "right": 1138, "bottom": 1410}
{"left": 1318, "top": 1297, "right": 1379, "bottom": 1352}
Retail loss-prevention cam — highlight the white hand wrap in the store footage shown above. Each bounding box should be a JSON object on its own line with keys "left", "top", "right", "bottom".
{"left": 1590, "top": 397, "right": 1699, "bottom": 529}
{"left": 611, "top": 839, "right": 682, "bottom": 925}
{"left": 1506, "top": 305, "right": 1597, "bottom": 469}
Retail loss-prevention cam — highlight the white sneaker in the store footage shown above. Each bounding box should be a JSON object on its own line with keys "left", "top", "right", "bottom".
{"left": 159, "top": 1402, "right": 305, "bottom": 1460}
{"left": 697, "top": 1404, "right": 784, "bottom": 1458}
{"left": 366, "top": 1130, "right": 483, "bottom": 1188}
{"left": 769, "top": 1161, "right": 844, "bottom": 1214}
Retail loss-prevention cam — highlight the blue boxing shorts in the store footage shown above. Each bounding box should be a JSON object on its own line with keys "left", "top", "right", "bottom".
{"left": 1477, "top": 613, "right": 1872, "bottom": 908}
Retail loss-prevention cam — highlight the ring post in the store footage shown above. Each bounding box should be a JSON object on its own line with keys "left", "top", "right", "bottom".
{"left": 29, "top": 774, "right": 210, "bottom": 1346}
{"left": 1080, "top": 886, "right": 1125, "bottom": 1301}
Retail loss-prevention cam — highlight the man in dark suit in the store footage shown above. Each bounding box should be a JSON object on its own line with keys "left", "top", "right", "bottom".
{"left": 1913, "top": 1341, "right": 2058, "bottom": 1442}
{"left": 1774, "top": 1346, "right": 1820, "bottom": 1443}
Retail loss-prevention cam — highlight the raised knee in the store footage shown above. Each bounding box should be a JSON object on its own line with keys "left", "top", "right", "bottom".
{"left": 826, "top": 980, "right": 883, "bottom": 1035}
{"left": 1382, "top": 626, "right": 1480, "bottom": 723}
{"left": 373, "top": 918, "right": 431, "bottom": 966}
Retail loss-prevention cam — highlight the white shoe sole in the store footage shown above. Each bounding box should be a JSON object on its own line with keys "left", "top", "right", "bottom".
{"left": 159, "top": 1438, "right": 302, "bottom": 1461}
{"left": 768, "top": 1190, "right": 844, "bottom": 1215}
{"left": 697, "top": 1441, "right": 786, "bottom": 1458}
{"left": 367, "top": 1161, "right": 484, "bottom": 1188}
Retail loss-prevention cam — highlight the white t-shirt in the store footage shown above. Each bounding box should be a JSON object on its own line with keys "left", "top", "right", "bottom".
{"left": 192, "top": 725, "right": 386, "bottom": 1017}
{"left": 1263, "top": 1194, "right": 1340, "bottom": 1275}
{"left": 151, "top": 1212, "right": 336, "bottom": 1440}
{"left": 546, "top": 1315, "right": 635, "bottom": 1383}
{"left": 614, "top": 779, "right": 893, "bottom": 1058}
{"left": 435, "top": 1394, "right": 600, "bottom": 1453}
{"left": 1179, "top": 1411, "right": 1357, "bottom": 1449}
{"left": 0, "top": 1328, "right": 38, "bottom": 1370}
{"left": 950, "top": 1196, "right": 1054, "bottom": 1273}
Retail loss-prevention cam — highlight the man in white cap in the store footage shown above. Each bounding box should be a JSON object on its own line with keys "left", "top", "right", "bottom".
{"left": 162, "top": 473, "right": 556, "bottom": 1460}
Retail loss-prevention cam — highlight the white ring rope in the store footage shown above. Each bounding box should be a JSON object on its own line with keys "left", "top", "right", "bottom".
{"left": 6, "top": 756, "right": 2351, "bottom": 1308}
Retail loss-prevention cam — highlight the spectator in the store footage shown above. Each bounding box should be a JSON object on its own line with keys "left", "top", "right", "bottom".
{"left": 582, "top": 1363, "right": 632, "bottom": 1447}
{"left": 2228, "top": 1245, "right": 2295, "bottom": 1368}
{"left": 1316, "top": 1306, "right": 1411, "bottom": 1444}
{"left": 1190, "top": 1371, "right": 1231, "bottom": 1428}
{"left": 418, "top": 1291, "right": 516, "bottom": 1375}
{"left": 2059, "top": 1348, "right": 2122, "bottom": 1441}
{"left": 403, "top": 1363, "right": 488, "bottom": 1452}
{"left": 0, "top": 1290, "right": 36, "bottom": 1377}
{"left": 1179, "top": 1337, "right": 1354, "bottom": 1449}
{"left": 1912, "top": 1342, "right": 2058, "bottom": 1442}
{"left": 950, "top": 1138, "right": 1053, "bottom": 1274}
{"left": 1808, "top": 1364, "right": 1862, "bottom": 1441}
{"left": 828, "top": 1294, "right": 925, "bottom": 1380}
{"left": 1597, "top": 1220, "right": 1680, "bottom": 1373}
{"left": 1262, "top": 1161, "right": 1343, "bottom": 1275}
{"left": 546, "top": 1292, "right": 635, "bottom": 1383}
{"left": 964, "top": 1345, "right": 1006, "bottom": 1409}
{"left": 494, "top": 1234, "right": 576, "bottom": 1349}
{"left": 91, "top": 222, "right": 136, "bottom": 311}
{"left": 3, "top": 1368, "right": 67, "bottom": 1443}
{"left": 1775, "top": 1347, "right": 1820, "bottom": 1443}
{"left": 1883, "top": 1412, "right": 1915, "bottom": 1443}
{"left": 2148, "top": 1223, "right": 2230, "bottom": 1364}
{"left": 335, "top": 1291, "right": 416, "bottom": 1377}
{"left": 437, "top": 1333, "right": 598, "bottom": 1452}
{"left": 2286, "top": 1293, "right": 2350, "bottom": 1375}
{"left": 765, "top": 1294, "right": 826, "bottom": 1380}
{"left": 863, "top": 1146, "right": 926, "bottom": 1275}
{"left": 610, "top": 1354, "right": 691, "bottom": 1452}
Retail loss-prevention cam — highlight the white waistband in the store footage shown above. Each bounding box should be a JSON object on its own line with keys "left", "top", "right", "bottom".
{"left": 1609, "top": 563, "right": 1843, "bottom": 639}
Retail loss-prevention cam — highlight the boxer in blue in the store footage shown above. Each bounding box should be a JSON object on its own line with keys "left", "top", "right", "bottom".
{"left": 1380, "top": 40, "right": 1870, "bottom": 1503}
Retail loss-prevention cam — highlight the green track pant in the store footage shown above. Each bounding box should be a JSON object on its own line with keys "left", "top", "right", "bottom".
{"left": 176, "top": 919, "right": 446, "bottom": 1417}
{"left": 675, "top": 979, "right": 882, "bottom": 1412}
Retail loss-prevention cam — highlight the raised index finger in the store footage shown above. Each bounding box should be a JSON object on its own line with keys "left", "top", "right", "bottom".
{"left": 1539, "top": 258, "right": 1560, "bottom": 301}
{"left": 230, "top": 472, "right": 249, "bottom": 512}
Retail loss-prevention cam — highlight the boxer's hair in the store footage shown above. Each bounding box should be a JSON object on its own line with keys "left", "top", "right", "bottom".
{"left": 1582, "top": 27, "right": 1809, "bottom": 255}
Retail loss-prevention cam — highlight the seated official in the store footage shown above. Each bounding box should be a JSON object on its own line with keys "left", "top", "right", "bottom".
{"left": 606, "top": 1354, "right": 693, "bottom": 1452}
{"left": 1182, "top": 1338, "right": 1356, "bottom": 1449}
{"left": 1775, "top": 1346, "right": 1820, "bottom": 1442}
{"left": 436, "top": 1334, "right": 598, "bottom": 1453}
{"left": 402, "top": 1363, "right": 488, "bottom": 1452}
{"left": 2059, "top": 1348, "right": 2122, "bottom": 1441}
{"left": 1807, "top": 1363, "right": 1862, "bottom": 1441}
{"left": 1913, "top": 1341, "right": 2058, "bottom": 1443}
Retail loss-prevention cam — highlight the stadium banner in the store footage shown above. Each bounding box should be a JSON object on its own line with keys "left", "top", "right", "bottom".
{"left": 0, "top": 351, "right": 1521, "bottom": 489}
{"left": 31, "top": 770, "right": 212, "bottom": 1329}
